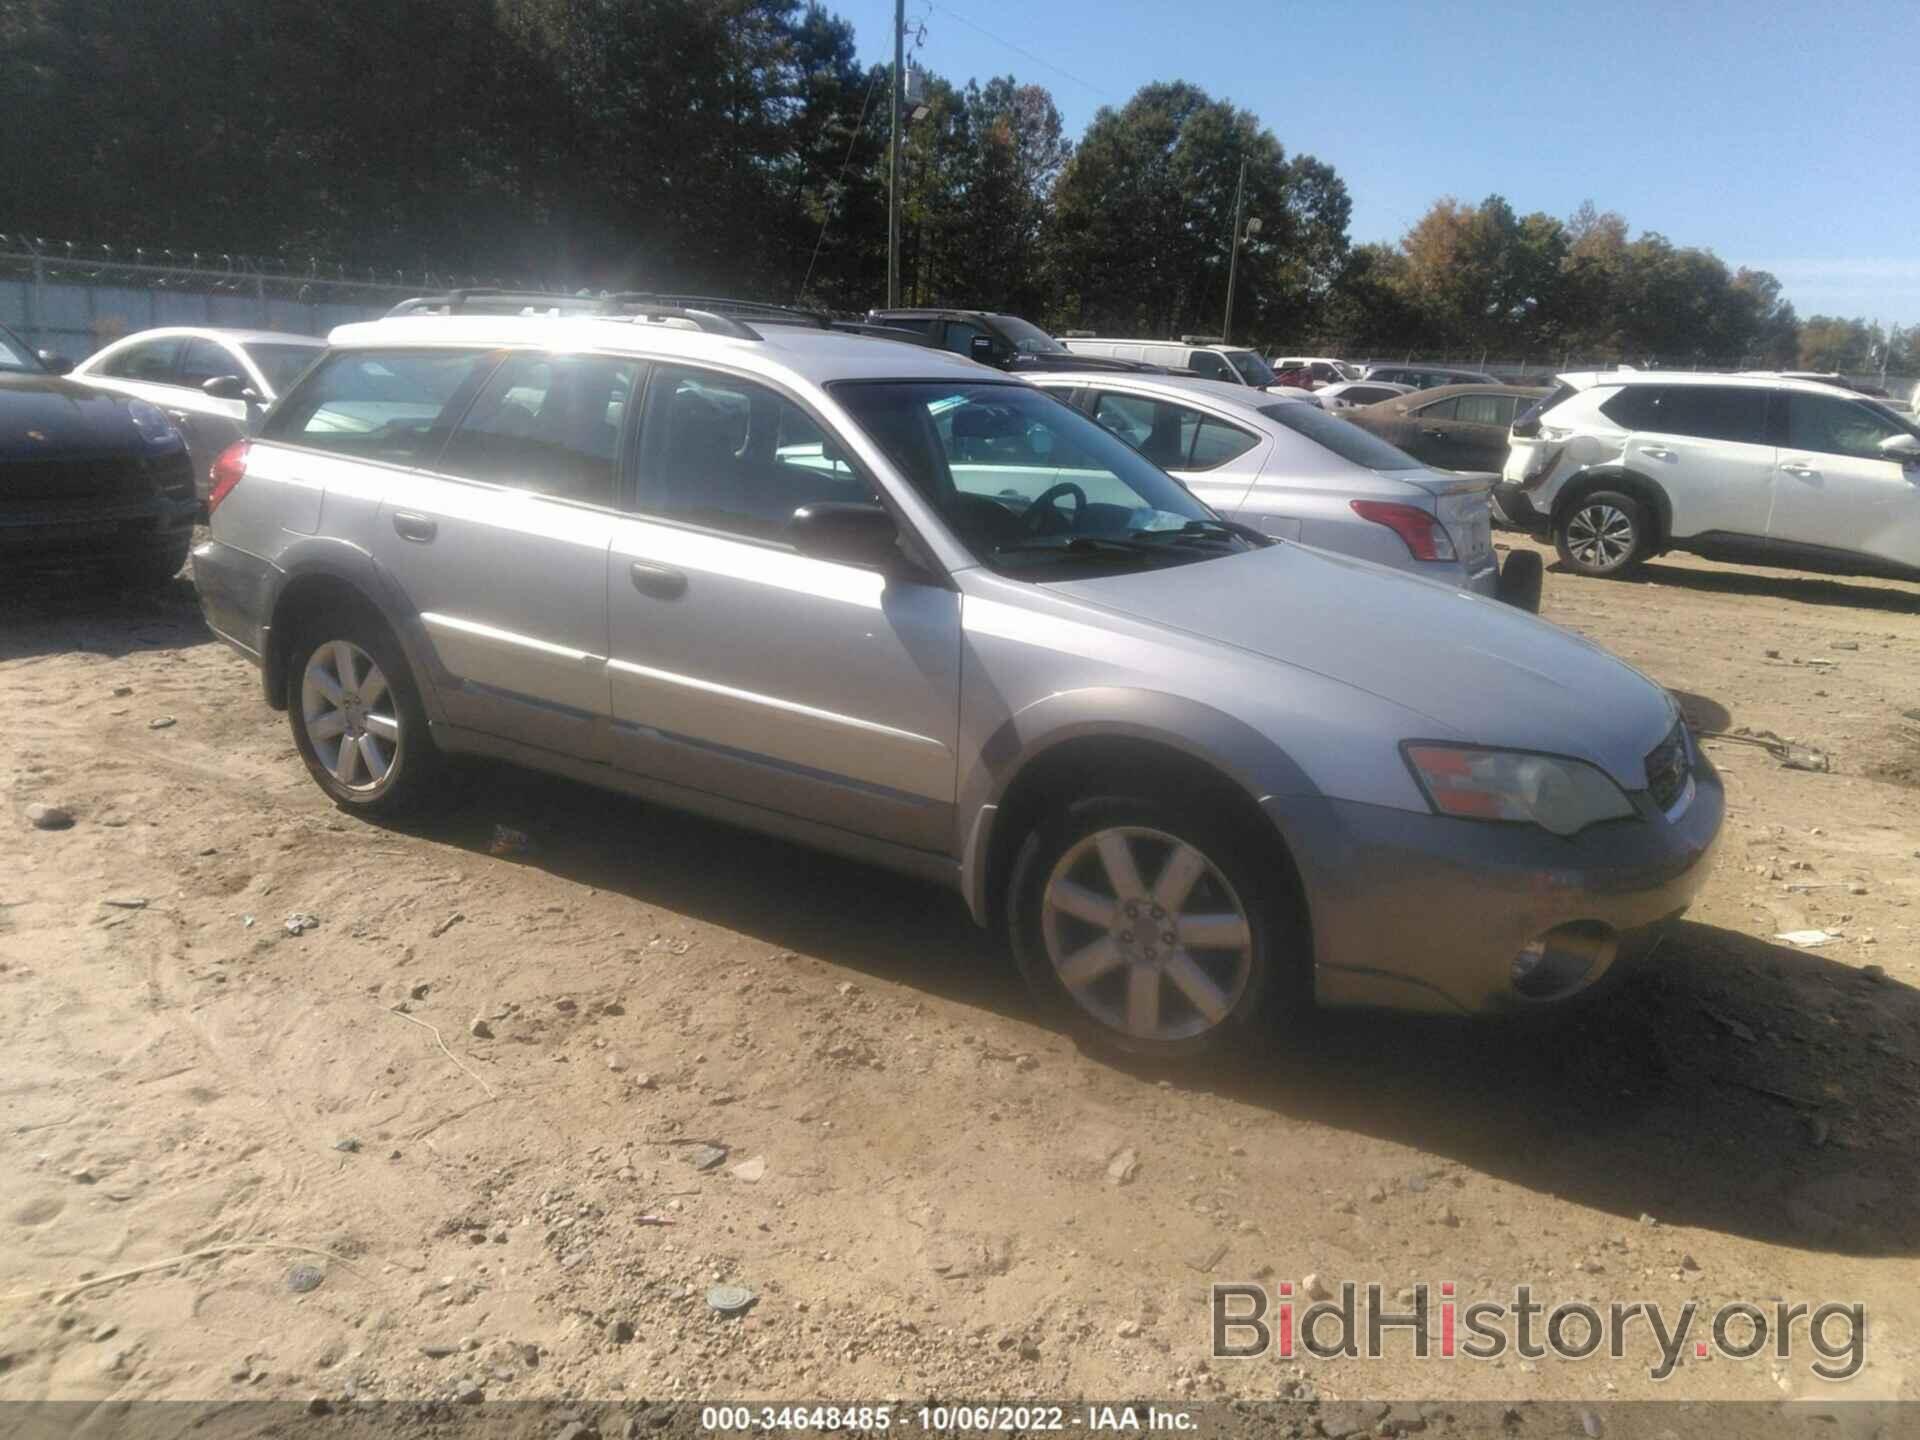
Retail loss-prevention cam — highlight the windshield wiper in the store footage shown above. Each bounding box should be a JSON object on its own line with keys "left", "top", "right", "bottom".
{"left": 992, "top": 535, "right": 1172, "bottom": 565}
{"left": 1133, "top": 519, "right": 1270, "bottom": 549}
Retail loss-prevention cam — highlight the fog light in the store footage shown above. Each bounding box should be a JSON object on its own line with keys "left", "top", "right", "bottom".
{"left": 1511, "top": 922, "right": 1618, "bottom": 999}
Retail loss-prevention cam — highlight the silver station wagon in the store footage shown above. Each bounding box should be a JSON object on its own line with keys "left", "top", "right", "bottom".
{"left": 193, "top": 293, "right": 1722, "bottom": 1059}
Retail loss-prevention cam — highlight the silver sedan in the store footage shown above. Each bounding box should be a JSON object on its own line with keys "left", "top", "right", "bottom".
{"left": 1028, "top": 372, "right": 1538, "bottom": 609}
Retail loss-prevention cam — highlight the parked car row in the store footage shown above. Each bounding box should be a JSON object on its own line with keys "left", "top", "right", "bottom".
{"left": 176, "top": 290, "right": 1719, "bottom": 1062}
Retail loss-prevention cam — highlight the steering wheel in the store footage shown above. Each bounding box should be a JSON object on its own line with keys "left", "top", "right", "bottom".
{"left": 1023, "top": 481, "right": 1087, "bottom": 535}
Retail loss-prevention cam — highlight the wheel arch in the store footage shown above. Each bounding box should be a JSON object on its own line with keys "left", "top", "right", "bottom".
{"left": 263, "top": 542, "right": 435, "bottom": 717}
{"left": 959, "top": 692, "right": 1316, "bottom": 942}
{"left": 1549, "top": 466, "right": 1672, "bottom": 551}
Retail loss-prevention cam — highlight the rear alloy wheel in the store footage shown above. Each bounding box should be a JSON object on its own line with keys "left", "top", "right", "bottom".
{"left": 1556, "top": 489, "right": 1648, "bottom": 577}
{"left": 1010, "top": 796, "right": 1303, "bottom": 1059}
{"left": 287, "top": 613, "right": 442, "bottom": 817}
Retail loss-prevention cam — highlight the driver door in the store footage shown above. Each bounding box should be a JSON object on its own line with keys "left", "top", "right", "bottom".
{"left": 1770, "top": 390, "right": 1920, "bottom": 567}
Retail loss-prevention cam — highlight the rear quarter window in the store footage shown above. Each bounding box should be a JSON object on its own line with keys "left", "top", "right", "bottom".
{"left": 264, "top": 349, "right": 495, "bottom": 464}
{"left": 1260, "top": 401, "right": 1423, "bottom": 470}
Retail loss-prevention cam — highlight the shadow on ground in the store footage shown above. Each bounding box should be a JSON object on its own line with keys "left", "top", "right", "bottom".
{"left": 0, "top": 570, "right": 209, "bottom": 664}
{"left": 402, "top": 760, "right": 1920, "bottom": 1260}
{"left": 1549, "top": 557, "right": 1920, "bottom": 614}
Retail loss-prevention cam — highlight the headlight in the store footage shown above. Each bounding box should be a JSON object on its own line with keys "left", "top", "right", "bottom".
{"left": 1403, "top": 743, "right": 1635, "bottom": 837}
{"left": 125, "top": 400, "right": 181, "bottom": 446}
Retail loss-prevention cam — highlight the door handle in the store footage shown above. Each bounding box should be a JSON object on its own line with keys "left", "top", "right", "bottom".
{"left": 1781, "top": 463, "right": 1818, "bottom": 479}
{"left": 1639, "top": 446, "right": 1673, "bottom": 460}
{"left": 629, "top": 561, "right": 687, "bottom": 600}
{"left": 391, "top": 512, "right": 437, "bottom": 543}
{"left": 166, "top": 409, "right": 192, "bottom": 425}
{"left": 1421, "top": 428, "right": 1448, "bottom": 440}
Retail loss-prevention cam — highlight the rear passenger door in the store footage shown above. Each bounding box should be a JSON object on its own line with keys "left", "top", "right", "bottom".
{"left": 1600, "top": 385, "right": 1775, "bottom": 540}
{"left": 369, "top": 349, "right": 641, "bottom": 756}
{"left": 603, "top": 364, "right": 961, "bottom": 853}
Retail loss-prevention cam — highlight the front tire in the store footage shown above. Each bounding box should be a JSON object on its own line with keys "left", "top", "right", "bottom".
{"left": 286, "top": 609, "right": 442, "bottom": 817}
{"left": 1007, "top": 795, "right": 1307, "bottom": 1060}
{"left": 1555, "top": 489, "right": 1649, "bottom": 577}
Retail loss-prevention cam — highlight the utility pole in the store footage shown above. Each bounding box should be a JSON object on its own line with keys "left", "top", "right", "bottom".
{"left": 887, "top": 0, "right": 904, "bottom": 308}
{"left": 1222, "top": 158, "right": 1247, "bottom": 344}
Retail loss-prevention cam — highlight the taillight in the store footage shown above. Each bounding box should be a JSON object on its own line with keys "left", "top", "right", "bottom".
{"left": 207, "top": 440, "right": 250, "bottom": 516}
{"left": 1351, "top": 499, "right": 1457, "bottom": 561}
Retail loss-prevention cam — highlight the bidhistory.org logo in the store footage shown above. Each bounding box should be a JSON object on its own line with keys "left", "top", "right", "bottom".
{"left": 1211, "top": 1282, "right": 1865, "bottom": 1382}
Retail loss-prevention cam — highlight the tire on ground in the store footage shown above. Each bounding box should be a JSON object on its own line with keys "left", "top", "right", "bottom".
{"left": 1555, "top": 488, "right": 1650, "bottom": 578}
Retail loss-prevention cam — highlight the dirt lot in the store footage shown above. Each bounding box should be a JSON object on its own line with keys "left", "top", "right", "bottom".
{"left": 3, "top": 536, "right": 1919, "bottom": 1417}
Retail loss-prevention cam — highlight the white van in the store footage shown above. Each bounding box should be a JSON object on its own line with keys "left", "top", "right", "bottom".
{"left": 1060, "top": 336, "right": 1278, "bottom": 388}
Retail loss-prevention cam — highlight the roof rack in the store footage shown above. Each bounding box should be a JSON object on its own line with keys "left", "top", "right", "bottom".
{"left": 384, "top": 288, "right": 605, "bottom": 318}
{"left": 605, "top": 293, "right": 832, "bottom": 329}
{"left": 380, "top": 288, "right": 855, "bottom": 342}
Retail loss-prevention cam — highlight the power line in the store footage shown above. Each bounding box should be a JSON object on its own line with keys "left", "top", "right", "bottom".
{"left": 930, "top": 2, "right": 1106, "bottom": 98}
{"left": 799, "top": 63, "right": 888, "bottom": 300}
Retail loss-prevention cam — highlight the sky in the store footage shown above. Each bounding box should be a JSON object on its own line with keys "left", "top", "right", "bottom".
{"left": 837, "top": 0, "right": 1920, "bottom": 326}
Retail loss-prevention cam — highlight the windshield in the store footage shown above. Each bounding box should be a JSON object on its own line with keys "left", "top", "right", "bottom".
{"left": 244, "top": 342, "right": 324, "bottom": 396}
{"left": 833, "top": 381, "right": 1247, "bottom": 576}
{"left": 1225, "top": 350, "right": 1276, "bottom": 387}
{"left": 993, "top": 315, "right": 1067, "bottom": 354}
{"left": 0, "top": 323, "right": 40, "bottom": 373}
{"left": 1258, "top": 399, "right": 1425, "bottom": 471}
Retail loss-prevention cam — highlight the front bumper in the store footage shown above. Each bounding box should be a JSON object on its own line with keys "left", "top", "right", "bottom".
{"left": 0, "top": 496, "right": 197, "bottom": 564}
{"left": 1270, "top": 746, "right": 1724, "bottom": 1016}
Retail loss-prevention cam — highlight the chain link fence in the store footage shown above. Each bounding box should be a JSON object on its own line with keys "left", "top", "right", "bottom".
{"left": 0, "top": 233, "right": 534, "bottom": 359}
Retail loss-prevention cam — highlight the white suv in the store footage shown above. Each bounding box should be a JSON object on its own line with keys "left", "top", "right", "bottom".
{"left": 1499, "top": 371, "right": 1920, "bottom": 581}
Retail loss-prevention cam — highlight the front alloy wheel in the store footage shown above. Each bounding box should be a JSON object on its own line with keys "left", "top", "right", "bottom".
{"left": 301, "top": 640, "right": 400, "bottom": 792}
{"left": 1041, "top": 826, "right": 1255, "bottom": 1043}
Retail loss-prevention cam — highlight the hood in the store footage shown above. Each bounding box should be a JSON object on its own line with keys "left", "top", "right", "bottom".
{"left": 0, "top": 373, "right": 153, "bottom": 461}
{"left": 1048, "top": 542, "right": 1677, "bottom": 789}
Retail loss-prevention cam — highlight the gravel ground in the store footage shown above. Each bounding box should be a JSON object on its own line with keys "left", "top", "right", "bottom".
{"left": 2, "top": 537, "right": 1917, "bottom": 1417}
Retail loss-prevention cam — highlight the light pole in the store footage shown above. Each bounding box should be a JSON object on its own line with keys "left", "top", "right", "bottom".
{"left": 1222, "top": 159, "right": 1261, "bottom": 344}
{"left": 887, "top": 0, "right": 904, "bottom": 308}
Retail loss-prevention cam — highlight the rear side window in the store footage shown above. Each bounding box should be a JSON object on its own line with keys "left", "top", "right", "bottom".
{"left": 177, "top": 338, "right": 237, "bottom": 390}
{"left": 265, "top": 350, "right": 492, "bottom": 464}
{"left": 1454, "top": 394, "right": 1517, "bottom": 427}
{"left": 99, "top": 336, "right": 183, "bottom": 383}
{"left": 436, "top": 351, "right": 639, "bottom": 507}
{"left": 1189, "top": 351, "right": 1230, "bottom": 381}
{"left": 1259, "top": 400, "right": 1422, "bottom": 470}
{"left": 1599, "top": 385, "right": 1769, "bottom": 444}
{"left": 1091, "top": 393, "right": 1257, "bottom": 472}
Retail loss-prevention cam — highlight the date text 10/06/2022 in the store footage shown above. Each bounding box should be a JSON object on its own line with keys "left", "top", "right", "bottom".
{"left": 699, "top": 1406, "right": 1199, "bottom": 1432}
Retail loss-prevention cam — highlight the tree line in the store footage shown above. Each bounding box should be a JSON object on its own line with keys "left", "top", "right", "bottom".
{"left": 3, "top": 0, "right": 1908, "bottom": 372}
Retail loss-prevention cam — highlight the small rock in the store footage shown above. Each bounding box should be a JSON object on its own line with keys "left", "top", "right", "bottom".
{"left": 1366, "top": 1184, "right": 1387, "bottom": 1204}
{"left": 1115, "top": 1320, "right": 1140, "bottom": 1339}
{"left": 633, "top": 1072, "right": 657, "bottom": 1089}
{"left": 1831, "top": 641, "right": 1859, "bottom": 651}
{"left": 420, "top": 1343, "right": 459, "bottom": 1358}
{"left": 836, "top": 982, "right": 855, "bottom": 997}
{"left": 91, "top": 1323, "right": 119, "bottom": 1343}
{"left": 1808, "top": 1116, "right": 1831, "bottom": 1148}
{"left": 100, "top": 897, "right": 147, "bottom": 910}
{"left": 1679, "top": 1253, "right": 1700, "bottom": 1272}
{"left": 70, "top": 1168, "right": 97, "bottom": 1184}
{"left": 1862, "top": 965, "right": 1887, "bottom": 984}
{"left": 430, "top": 912, "right": 465, "bottom": 938}
{"left": 1639, "top": 1213, "right": 1658, "bottom": 1226}
{"left": 456, "top": 1385, "right": 484, "bottom": 1404}
{"left": 287, "top": 1265, "right": 325, "bottom": 1293}
{"left": 26, "top": 803, "right": 73, "bottom": 831}
{"left": 284, "top": 912, "right": 320, "bottom": 936}
{"left": 606, "top": 1054, "right": 627, "bottom": 1073}
{"left": 112, "top": 685, "right": 134, "bottom": 697}
{"left": 489, "top": 824, "right": 529, "bottom": 856}
{"left": 306, "top": 1397, "right": 332, "bottom": 1417}
{"left": 1407, "top": 1174, "right": 1428, "bottom": 1194}
{"left": 553, "top": 997, "right": 578, "bottom": 1014}
{"left": 470, "top": 1018, "right": 495, "bottom": 1039}
{"left": 732, "top": 1155, "right": 767, "bottom": 1183}
{"left": 1304, "top": 1273, "right": 1332, "bottom": 1302}
{"left": 1848, "top": 884, "right": 1868, "bottom": 896}
{"left": 409, "top": 981, "right": 430, "bottom": 1000}
{"left": 1764, "top": 649, "right": 1780, "bottom": 659}
{"left": 689, "top": 1144, "right": 729, "bottom": 1171}
{"left": 608, "top": 1318, "right": 635, "bottom": 1345}
{"left": 333, "top": 1137, "right": 361, "bottom": 1153}
{"left": 148, "top": 716, "right": 176, "bottom": 730}
{"left": 1105, "top": 1147, "right": 1139, "bottom": 1186}
{"left": 1439, "top": 1205, "right": 1459, "bottom": 1228}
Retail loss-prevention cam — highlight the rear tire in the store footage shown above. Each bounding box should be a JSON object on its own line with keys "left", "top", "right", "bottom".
{"left": 1007, "top": 793, "right": 1309, "bottom": 1061}
{"left": 286, "top": 606, "right": 444, "bottom": 818}
{"left": 1555, "top": 489, "right": 1649, "bottom": 578}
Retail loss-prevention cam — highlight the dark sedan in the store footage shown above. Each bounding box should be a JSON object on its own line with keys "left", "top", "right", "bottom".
{"left": 1342, "top": 383, "right": 1549, "bottom": 476}
{"left": 0, "top": 322, "right": 199, "bottom": 588}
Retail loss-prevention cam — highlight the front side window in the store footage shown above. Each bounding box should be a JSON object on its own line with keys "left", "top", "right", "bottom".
{"left": 1091, "top": 392, "right": 1257, "bottom": 472}
{"left": 1784, "top": 392, "right": 1913, "bottom": 461}
{"left": 834, "top": 380, "right": 1241, "bottom": 577}
{"left": 177, "top": 338, "right": 238, "bottom": 390}
{"left": 1189, "top": 351, "right": 1230, "bottom": 380}
{"left": 993, "top": 315, "right": 1067, "bottom": 354}
{"left": 1416, "top": 397, "right": 1460, "bottom": 421}
{"left": 264, "top": 349, "right": 492, "bottom": 464}
{"left": 634, "top": 365, "right": 876, "bottom": 541}
{"left": 436, "top": 352, "right": 638, "bottom": 507}
{"left": 941, "top": 321, "right": 990, "bottom": 357}
{"left": 100, "top": 337, "right": 183, "bottom": 383}
{"left": 243, "top": 342, "right": 324, "bottom": 396}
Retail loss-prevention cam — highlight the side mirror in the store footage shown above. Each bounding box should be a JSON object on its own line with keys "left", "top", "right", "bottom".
{"left": 968, "top": 334, "right": 998, "bottom": 365}
{"left": 789, "top": 501, "right": 902, "bottom": 569}
{"left": 1877, "top": 432, "right": 1920, "bottom": 465}
{"left": 37, "top": 350, "right": 73, "bottom": 374}
{"left": 202, "top": 374, "right": 261, "bottom": 403}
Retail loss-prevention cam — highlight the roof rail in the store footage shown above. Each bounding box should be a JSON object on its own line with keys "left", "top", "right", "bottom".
{"left": 384, "top": 288, "right": 604, "bottom": 318}
{"left": 602, "top": 293, "right": 830, "bottom": 330}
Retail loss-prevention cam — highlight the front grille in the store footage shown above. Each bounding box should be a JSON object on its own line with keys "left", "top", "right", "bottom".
{"left": 0, "top": 454, "right": 159, "bottom": 503}
{"left": 1644, "top": 721, "right": 1691, "bottom": 811}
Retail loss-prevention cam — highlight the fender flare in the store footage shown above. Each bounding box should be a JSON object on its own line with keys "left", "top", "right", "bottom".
{"left": 956, "top": 686, "right": 1322, "bottom": 927}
